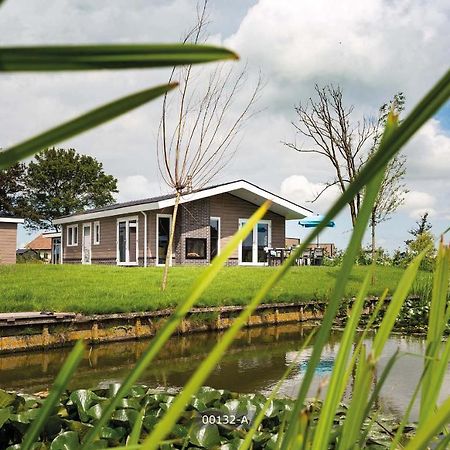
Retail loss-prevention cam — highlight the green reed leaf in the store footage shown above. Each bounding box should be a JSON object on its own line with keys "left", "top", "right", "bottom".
{"left": 21, "top": 340, "right": 85, "bottom": 450}
{"left": 404, "top": 396, "right": 450, "bottom": 450}
{"left": 0, "top": 83, "right": 177, "bottom": 169}
{"left": 80, "top": 201, "right": 270, "bottom": 448}
{"left": 0, "top": 43, "right": 238, "bottom": 71}
{"left": 372, "top": 247, "right": 428, "bottom": 359}
{"left": 312, "top": 268, "right": 373, "bottom": 449}
{"left": 240, "top": 331, "right": 316, "bottom": 450}
{"left": 126, "top": 407, "right": 145, "bottom": 446}
{"left": 358, "top": 350, "right": 400, "bottom": 447}
{"left": 281, "top": 122, "right": 393, "bottom": 449}
{"left": 338, "top": 345, "right": 373, "bottom": 450}
{"left": 420, "top": 243, "right": 450, "bottom": 424}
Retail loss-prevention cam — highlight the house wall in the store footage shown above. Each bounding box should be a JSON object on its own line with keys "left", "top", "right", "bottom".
{"left": 61, "top": 194, "right": 285, "bottom": 266}
{"left": 210, "top": 193, "right": 285, "bottom": 263}
{"left": 62, "top": 208, "right": 174, "bottom": 266}
{"left": 0, "top": 223, "right": 18, "bottom": 265}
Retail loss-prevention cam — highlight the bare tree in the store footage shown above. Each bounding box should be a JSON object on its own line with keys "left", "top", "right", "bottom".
{"left": 157, "top": 0, "right": 262, "bottom": 290}
{"left": 369, "top": 93, "right": 408, "bottom": 264}
{"left": 284, "top": 84, "right": 375, "bottom": 227}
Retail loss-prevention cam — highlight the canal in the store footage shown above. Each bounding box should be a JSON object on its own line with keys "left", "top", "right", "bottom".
{"left": 0, "top": 324, "right": 448, "bottom": 421}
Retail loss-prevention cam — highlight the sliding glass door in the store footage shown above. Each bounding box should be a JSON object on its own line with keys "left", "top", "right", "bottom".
{"left": 238, "top": 219, "right": 271, "bottom": 265}
{"left": 117, "top": 218, "right": 138, "bottom": 265}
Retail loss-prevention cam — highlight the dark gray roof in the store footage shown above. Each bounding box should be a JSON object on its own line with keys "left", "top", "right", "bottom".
{"left": 0, "top": 212, "right": 24, "bottom": 219}
{"left": 58, "top": 179, "right": 313, "bottom": 219}
{"left": 0, "top": 212, "right": 18, "bottom": 218}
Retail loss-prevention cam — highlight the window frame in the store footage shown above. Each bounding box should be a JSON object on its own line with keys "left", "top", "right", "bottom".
{"left": 93, "top": 221, "right": 101, "bottom": 245}
{"left": 116, "top": 216, "right": 139, "bottom": 266}
{"left": 66, "top": 224, "right": 78, "bottom": 247}
{"left": 156, "top": 213, "right": 173, "bottom": 267}
{"left": 210, "top": 216, "right": 221, "bottom": 260}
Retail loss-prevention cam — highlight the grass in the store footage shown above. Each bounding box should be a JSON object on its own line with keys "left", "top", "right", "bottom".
{"left": 0, "top": 264, "right": 427, "bottom": 314}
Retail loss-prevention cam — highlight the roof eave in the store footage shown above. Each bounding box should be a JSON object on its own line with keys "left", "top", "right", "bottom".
{"left": 0, "top": 217, "right": 25, "bottom": 224}
{"left": 53, "top": 180, "right": 311, "bottom": 224}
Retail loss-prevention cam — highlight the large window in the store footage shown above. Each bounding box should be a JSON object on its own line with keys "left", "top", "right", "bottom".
{"left": 157, "top": 215, "right": 172, "bottom": 265}
{"left": 67, "top": 225, "right": 78, "bottom": 246}
{"left": 186, "top": 238, "right": 207, "bottom": 259}
{"left": 210, "top": 217, "right": 220, "bottom": 260}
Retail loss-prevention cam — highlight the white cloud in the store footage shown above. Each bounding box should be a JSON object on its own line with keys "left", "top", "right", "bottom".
{"left": 117, "top": 175, "right": 162, "bottom": 202}
{"left": 280, "top": 175, "right": 340, "bottom": 214}
{"left": 404, "top": 119, "right": 450, "bottom": 181}
{"left": 402, "top": 190, "right": 437, "bottom": 218}
{"left": 227, "top": 0, "right": 449, "bottom": 111}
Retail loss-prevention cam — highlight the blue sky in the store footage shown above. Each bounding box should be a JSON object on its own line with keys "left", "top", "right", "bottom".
{"left": 1, "top": 0, "right": 449, "bottom": 252}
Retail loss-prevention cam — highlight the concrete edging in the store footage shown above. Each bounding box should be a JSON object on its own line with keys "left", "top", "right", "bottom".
{"left": 0, "top": 298, "right": 388, "bottom": 354}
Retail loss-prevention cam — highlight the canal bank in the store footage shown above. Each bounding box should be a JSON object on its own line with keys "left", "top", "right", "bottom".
{"left": 0, "top": 298, "right": 386, "bottom": 354}
{"left": 1, "top": 322, "right": 447, "bottom": 423}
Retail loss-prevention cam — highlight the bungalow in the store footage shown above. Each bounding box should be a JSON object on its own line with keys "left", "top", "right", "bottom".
{"left": 53, "top": 180, "right": 312, "bottom": 266}
{"left": 25, "top": 232, "right": 62, "bottom": 264}
{"left": 0, "top": 215, "right": 24, "bottom": 265}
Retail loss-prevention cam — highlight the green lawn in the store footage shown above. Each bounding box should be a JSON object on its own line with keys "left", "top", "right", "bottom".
{"left": 0, "top": 264, "right": 427, "bottom": 314}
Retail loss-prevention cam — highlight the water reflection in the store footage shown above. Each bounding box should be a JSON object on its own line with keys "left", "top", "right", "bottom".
{"left": 0, "top": 324, "right": 448, "bottom": 421}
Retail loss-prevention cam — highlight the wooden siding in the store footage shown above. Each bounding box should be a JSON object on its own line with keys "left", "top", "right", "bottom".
{"left": 210, "top": 193, "right": 285, "bottom": 259}
{"left": 62, "top": 208, "right": 174, "bottom": 264}
{"left": 0, "top": 223, "right": 18, "bottom": 264}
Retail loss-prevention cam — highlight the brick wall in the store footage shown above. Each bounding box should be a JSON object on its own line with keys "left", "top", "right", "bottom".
{"left": 175, "top": 198, "right": 210, "bottom": 265}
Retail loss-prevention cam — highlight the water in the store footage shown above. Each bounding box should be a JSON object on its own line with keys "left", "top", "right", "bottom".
{"left": 1, "top": 324, "right": 448, "bottom": 421}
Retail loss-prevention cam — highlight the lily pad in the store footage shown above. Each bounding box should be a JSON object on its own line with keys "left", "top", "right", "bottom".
{"left": 50, "top": 431, "right": 80, "bottom": 450}
{"left": 0, "top": 390, "right": 15, "bottom": 408}
{"left": 189, "top": 420, "right": 221, "bottom": 448}
{"left": 69, "top": 390, "right": 105, "bottom": 422}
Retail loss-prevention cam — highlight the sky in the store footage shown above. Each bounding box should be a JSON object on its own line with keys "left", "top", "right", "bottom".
{"left": 1, "top": 0, "right": 449, "bottom": 251}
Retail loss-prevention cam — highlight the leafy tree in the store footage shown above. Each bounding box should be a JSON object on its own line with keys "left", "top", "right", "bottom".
{"left": 0, "top": 162, "right": 27, "bottom": 216}
{"left": 285, "top": 84, "right": 375, "bottom": 227}
{"left": 404, "top": 212, "right": 435, "bottom": 271}
{"left": 406, "top": 212, "right": 432, "bottom": 244}
{"left": 286, "top": 88, "right": 408, "bottom": 244}
{"left": 369, "top": 93, "right": 408, "bottom": 264}
{"left": 24, "top": 148, "right": 118, "bottom": 230}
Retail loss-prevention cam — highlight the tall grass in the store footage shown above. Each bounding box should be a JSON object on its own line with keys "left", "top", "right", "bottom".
{"left": 1, "top": 7, "right": 449, "bottom": 448}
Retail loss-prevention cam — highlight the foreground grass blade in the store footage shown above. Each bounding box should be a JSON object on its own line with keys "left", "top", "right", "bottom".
{"left": 20, "top": 340, "right": 85, "bottom": 450}
{"left": 273, "top": 69, "right": 450, "bottom": 267}
{"left": 0, "top": 43, "right": 238, "bottom": 71}
{"left": 281, "top": 128, "right": 392, "bottom": 449}
{"left": 358, "top": 350, "right": 400, "bottom": 447}
{"left": 0, "top": 83, "right": 177, "bottom": 169}
{"left": 420, "top": 243, "right": 450, "bottom": 424}
{"left": 80, "top": 202, "right": 270, "bottom": 448}
{"left": 404, "top": 396, "right": 450, "bottom": 450}
{"left": 237, "top": 331, "right": 315, "bottom": 450}
{"left": 127, "top": 407, "right": 145, "bottom": 446}
{"left": 339, "top": 345, "right": 372, "bottom": 449}
{"left": 372, "top": 247, "right": 428, "bottom": 359}
{"left": 312, "top": 268, "right": 373, "bottom": 448}
{"left": 390, "top": 361, "right": 429, "bottom": 449}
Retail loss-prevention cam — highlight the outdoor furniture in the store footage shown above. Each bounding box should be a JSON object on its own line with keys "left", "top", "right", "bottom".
{"left": 266, "top": 247, "right": 290, "bottom": 266}
{"left": 302, "top": 251, "right": 311, "bottom": 266}
{"left": 312, "top": 247, "right": 324, "bottom": 266}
